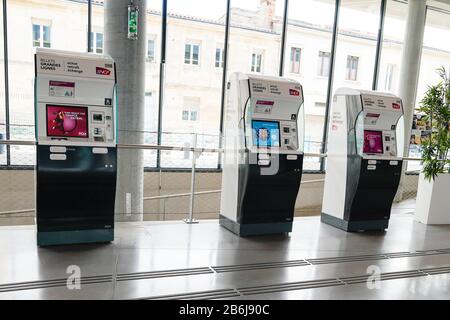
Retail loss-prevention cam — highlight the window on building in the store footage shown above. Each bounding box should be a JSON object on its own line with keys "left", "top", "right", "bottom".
{"left": 89, "top": 32, "right": 103, "bottom": 53}
{"left": 346, "top": 55, "right": 359, "bottom": 81}
{"left": 182, "top": 109, "right": 199, "bottom": 121}
{"left": 383, "top": 64, "right": 396, "bottom": 91}
{"left": 315, "top": 102, "right": 326, "bottom": 108}
{"left": 147, "top": 38, "right": 155, "bottom": 62}
{"left": 290, "top": 47, "right": 301, "bottom": 74}
{"left": 32, "top": 23, "right": 51, "bottom": 48}
{"left": 184, "top": 43, "right": 200, "bottom": 65}
{"left": 318, "top": 51, "right": 331, "bottom": 77}
{"left": 182, "top": 98, "right": 200, "bottom": 122}
{"left": 215, "top": 47, "right": 224, "bottom": 68}
{"left": 251, "top": 52, "right": 263, "bottom": 73}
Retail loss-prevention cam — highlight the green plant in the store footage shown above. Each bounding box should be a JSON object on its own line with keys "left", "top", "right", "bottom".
{"left": 419, "top": 67, "right": 450, "bottom": 181}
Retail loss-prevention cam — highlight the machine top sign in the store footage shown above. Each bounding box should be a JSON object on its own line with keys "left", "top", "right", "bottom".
{"left": 36, "top": 48, "right": 115, "bottom": 81}
{"left": 248, "top": 76, "right": 303, "bottom": 102}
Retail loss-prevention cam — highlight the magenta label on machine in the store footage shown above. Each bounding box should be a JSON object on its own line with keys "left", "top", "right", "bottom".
{"left": 49, "top": 81, "right": 75, "bottom": 98}
{"left": 256, "top": 100, "right": 274, "bottom": 105}
{"left": 255, "top": 100, "right": 274, "bottom": 114}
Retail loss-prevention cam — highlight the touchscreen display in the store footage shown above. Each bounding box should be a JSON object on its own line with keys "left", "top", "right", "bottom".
{"left": 252, "top": 120, "right": 280, "bottom": 148}
{"left": 363, "top": 130, "right": 383, "bottom": 154}
{"left": 46, "top": 105, "right": 89, "bottom": 138}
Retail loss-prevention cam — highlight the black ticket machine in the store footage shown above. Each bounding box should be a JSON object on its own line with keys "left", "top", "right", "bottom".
{"left": 321, "top": 88, "right": 405, "bottom": 232}
{"left": 35, "top": 48, "right": 117, "bottom": 246}
{"left": 220, "top": 73, "right": 305, "bottom": 236}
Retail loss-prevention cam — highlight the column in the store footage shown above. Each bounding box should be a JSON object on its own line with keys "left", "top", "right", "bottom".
{"left": 396, "top": 0, "right": 426, "bottom": 201}
{"left": 104, "top": 0, "right": 147, "bottom": 221}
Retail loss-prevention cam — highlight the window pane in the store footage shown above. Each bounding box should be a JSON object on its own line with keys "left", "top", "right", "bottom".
{"left": 96, "top": 32, "right": 103, "bottom": 53}
{"left": 285, "top": 0, "right": 335, "bottom": 170}
{"left": 290, "top": 47, "right": 301, "bottom": 74}
{"left": 318, "top": 51, "right": 331, "bottom": 77}
{"left": 143, "top": 2, "right": 162, "bottom": 168}
{"left": 32, "top": 24, "right": 40, "bottom": 43}
{"left": 43, "top": 25, "right": 51, "bottom": 45}
{"left": 184, "top": 44, "right": 191, "bottom": 64}
{"left": 409, "top": 8, "right": 450, "bottom": 172}
{"left": 162, "top": 0, "right": 226, "bottom": 168}
{"left": 8, "top": 1, "right": 87, "bottom": 165}
{"left": 89, "top": 31, "right": 94, "bottom": 51}
{"left": 192, "top": 44, "right": 199, "bottom": 65}
{"left": 333, "top": 0, "right": 380, "bottom": 89}
{"left": 378, "top": 0, "right": 406, "bottom": 94}
{"left": 256, "top": 53, "right": 262, "bottom": 72}
{"left": 346, "top": 55, "right": 359, "bottom": 81}
{"left": 228, "top": 0, "right": 286, "bottom": 76}
{"left": 147, "top": 39, "right": 155, "bottom": 61}
{"left": 215, "top": 48, "right": 221, "bottom": 67}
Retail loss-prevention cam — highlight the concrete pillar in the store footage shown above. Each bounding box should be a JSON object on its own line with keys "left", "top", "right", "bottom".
{"left": 104, "top": 0, "right": 147, "bottom": 221}
{"left": 396, "top": 0, "right": 427, "bottom": 201}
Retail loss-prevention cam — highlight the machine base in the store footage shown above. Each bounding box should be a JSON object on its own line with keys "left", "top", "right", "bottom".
{"left": 321, "top": 213, "right": 389, "bottom": 232}
{"left": 219, "top": 215, "right": 292, "bottom": 236}
{"left": 37, "top": 229, "right": 114, "bottom": 246}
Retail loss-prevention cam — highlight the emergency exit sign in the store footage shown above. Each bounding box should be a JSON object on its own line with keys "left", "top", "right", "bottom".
{"left": 128, "top": 4, "right": 138, "bottom": 40}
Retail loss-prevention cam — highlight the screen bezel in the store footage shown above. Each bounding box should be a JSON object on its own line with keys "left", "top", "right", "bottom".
{"left": 251, "top": 120, "right": 281, "bottom": 148}
{"left": 46, "top": 104, "right": 89, "bottom": 139}
{"left": 363, "top": 130, "right": 384, "bottom": 154}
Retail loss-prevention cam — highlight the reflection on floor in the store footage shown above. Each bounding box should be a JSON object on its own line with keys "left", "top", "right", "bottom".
{"left": 2, "top": 203, "right": 450, "bottom": 300}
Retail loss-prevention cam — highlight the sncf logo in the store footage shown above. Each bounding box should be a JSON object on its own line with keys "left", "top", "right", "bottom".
{"left": 289, "top": 89, "right": 300, "bottom": 96}
{"left": 96, "top": 67, "right": 111, "bottom": 76}
{"left": 392, "top": 103, "right": 401, "bottom": 110}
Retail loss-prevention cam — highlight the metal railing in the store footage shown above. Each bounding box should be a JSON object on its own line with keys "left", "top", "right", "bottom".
{"left": 0, "top": 139, "right": 423, "bottom": 222}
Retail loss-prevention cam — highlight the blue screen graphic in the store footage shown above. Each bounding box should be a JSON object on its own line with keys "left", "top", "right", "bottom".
{"left": 252, "top": 120, "right": 280, "bottom": 147}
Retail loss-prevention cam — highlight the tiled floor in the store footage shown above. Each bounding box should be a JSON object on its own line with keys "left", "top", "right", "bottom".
{"left": 1, "top": 202, "right": 450, "bottom": 300}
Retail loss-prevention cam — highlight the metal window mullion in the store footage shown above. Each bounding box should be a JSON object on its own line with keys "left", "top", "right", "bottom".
{"left": 373, "top": 0, "right": 387, "bottom": 90}
{"left": 218, "top": 0, "right": 231, "bottom": 170}
{"left": 279, "top": 0, "right": 289, "bottom": 77}
{"left": 320, "top": 0, "right": 341, "bottom": 172}
{"left": 3, "top": 0, "right": 10, "bottom": 166}
{"left": 156, "top": 0, "right": 168, "bottom": 169}
{"left": 87, "top": 0, "right": 92, "bottom": 52}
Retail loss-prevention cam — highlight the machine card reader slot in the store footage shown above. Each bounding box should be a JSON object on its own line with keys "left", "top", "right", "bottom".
{"left": 50, "top": 154, "right": 67, "bottom": 161}
{"left": 50, "top": 146, "right": 67, "bottom": 153}
{"left": 93, "top": 148, "right": 108, "bottom": 154}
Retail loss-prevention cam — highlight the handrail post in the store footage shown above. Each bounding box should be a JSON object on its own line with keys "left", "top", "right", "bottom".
{"left": 184, "top": 133, "right": 199, "bottom": 224}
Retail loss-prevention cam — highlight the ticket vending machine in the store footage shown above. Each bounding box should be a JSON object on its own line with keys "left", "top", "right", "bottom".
{"left": 220, "top": 73, "right": 305, "bottom": 236}
{"left": 321, "top": 88, "right": 405, "bottom": 232}
{"left": 35, "top": 48, "right": 117, "bottom": 246}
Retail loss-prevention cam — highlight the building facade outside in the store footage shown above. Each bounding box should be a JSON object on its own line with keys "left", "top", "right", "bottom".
{"left": 0, "top": 0, "right": 449, "bottom": 170}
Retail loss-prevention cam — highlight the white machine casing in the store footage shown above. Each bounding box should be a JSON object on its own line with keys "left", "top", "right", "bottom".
{"left": 220, "top": 72, "right": 305, "bottom": 235}
{"left": 35, "top": 48, "right": 117, "bottom": 246}
{"left": 321, "top": 88, "right": 405, "bottom": 231}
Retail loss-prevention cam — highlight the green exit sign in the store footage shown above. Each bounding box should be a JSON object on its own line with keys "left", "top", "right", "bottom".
{"left": 128, "top": 4, "right": 138, "bottom": 40}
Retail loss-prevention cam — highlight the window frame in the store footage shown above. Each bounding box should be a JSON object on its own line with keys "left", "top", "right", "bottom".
{"left": 345, "top": 55, "right": 360, "bottom": 81}
{"left": 251, "top": 50, "right": 264, "bottom": 73}
{"left": 215, "top": 47, "right": 224, "bottom": 68}
{"left": 89, "top": 31, "right": 104, "bottom": 54}
{"left": 184, "top": 42, "right": 201, "bottom": 66}
{"left": 317, "top": 50, "right": 331, "bottom": 78}
{"left": 147, "top": 36, "right": 156, "bottom": 63}
{"left": 289, "top": 47, "right": 302, "bottom": 74}
{"left": 32, "top": 22, "right": 52, "bottom": 48}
